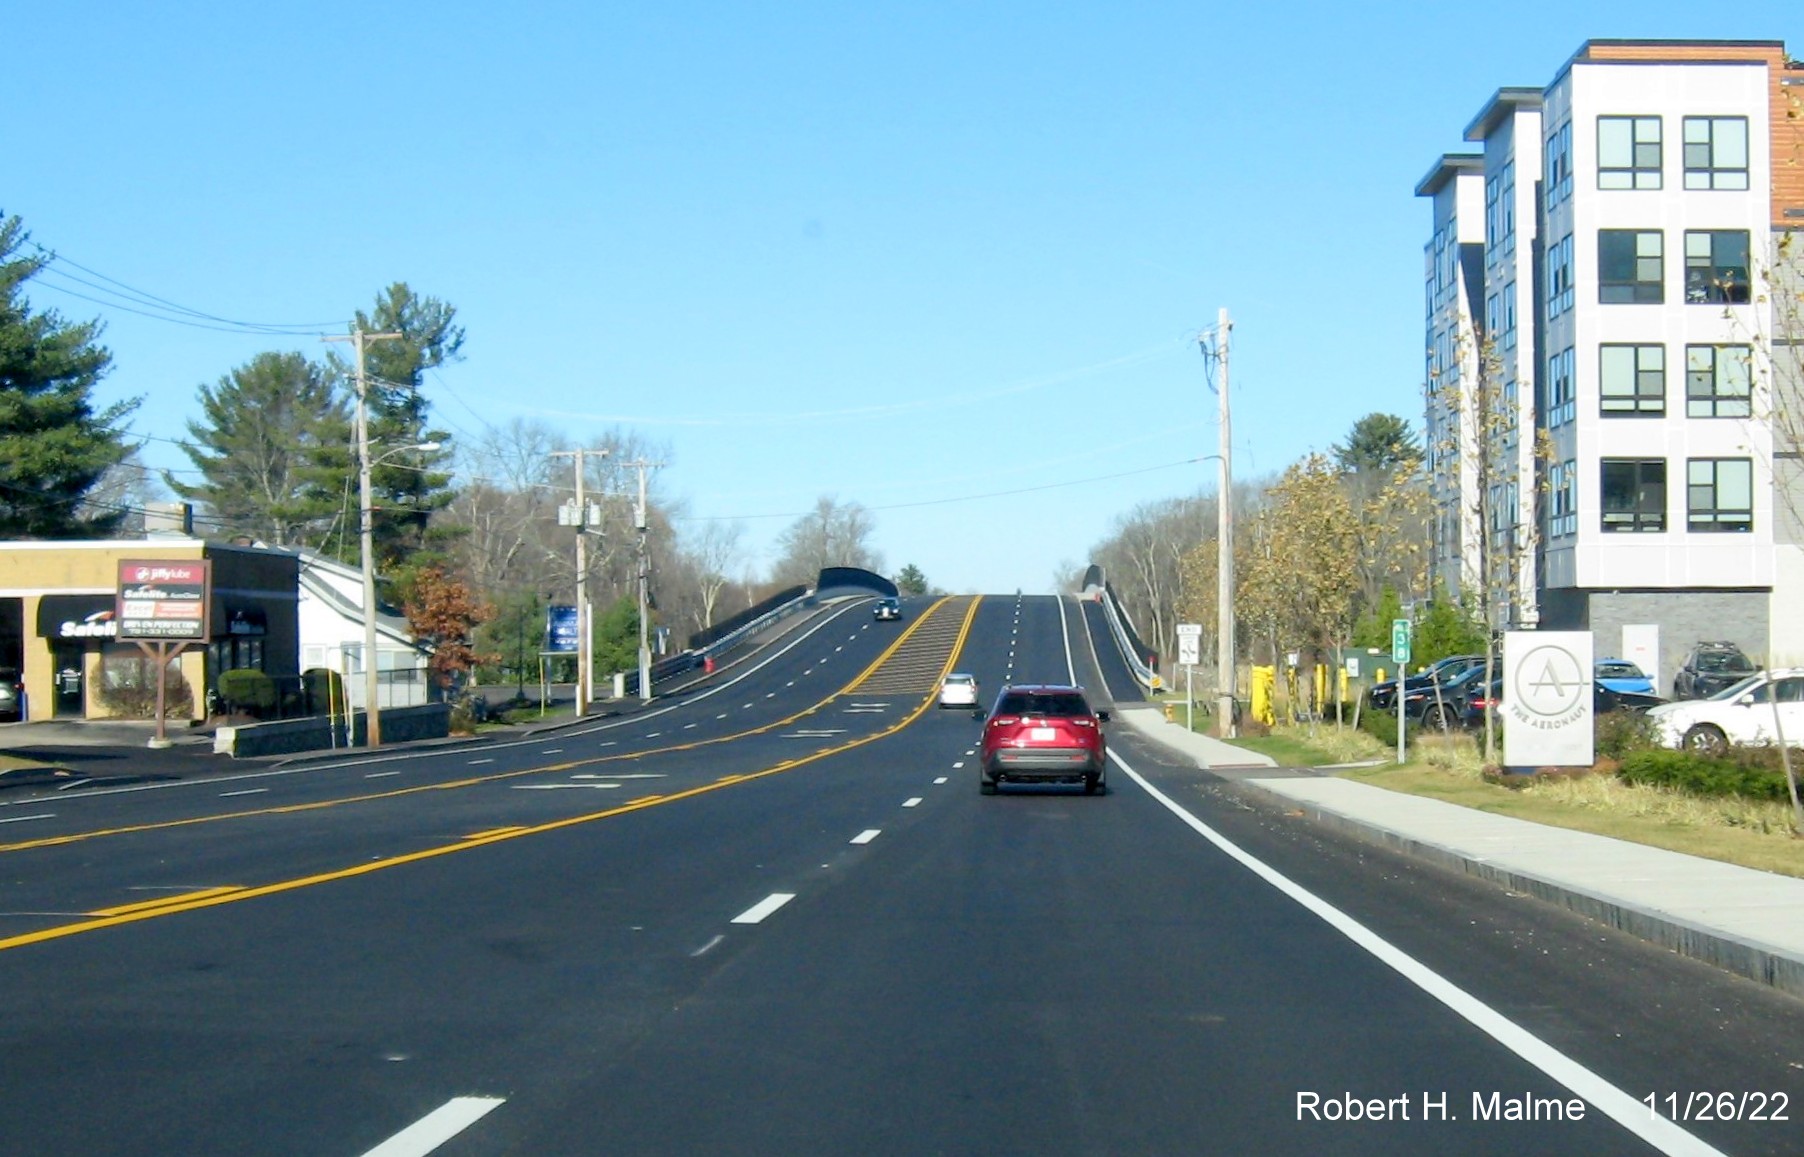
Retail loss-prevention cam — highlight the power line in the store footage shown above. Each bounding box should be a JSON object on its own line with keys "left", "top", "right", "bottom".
{"left": 27, "top": 244, "right": 342, "bottom": 335}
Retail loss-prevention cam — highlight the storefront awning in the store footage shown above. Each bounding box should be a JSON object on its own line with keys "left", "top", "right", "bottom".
{"left": 36, "top": 595, "right": 117, "bottom": 640}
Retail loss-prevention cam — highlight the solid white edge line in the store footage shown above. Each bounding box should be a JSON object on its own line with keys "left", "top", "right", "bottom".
{"left": 0, "top": 813, "right": 55, "bottom": 824}
{"left": 1108, "top": 748, "right": 1725, "bottom": 1157}
{"left": 851, "top": 829, "right": 881, "bottom": 845}
{"left": 359, "top": 1095, "right": 505, "bottom": 1157}
{"left": 731, "top": 892, "right": 798, "bottom": 924}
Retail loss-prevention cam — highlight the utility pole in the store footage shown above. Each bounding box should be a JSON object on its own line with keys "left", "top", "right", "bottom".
{"left": 552, "top": 449, "right": 609, "bottom": 715}
{"left": 621, "top": 460, "right": 664, "bottom": 701}
{"left": 324, "top": 327, "right": 403, "bottom": 747}
{"left": 1202, "top": 308, "right": 1236, "bottom": 739}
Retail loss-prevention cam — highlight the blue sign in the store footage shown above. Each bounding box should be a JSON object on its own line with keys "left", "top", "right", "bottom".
{"left": 547, "top": 605, "right": 579, "bottom": 653}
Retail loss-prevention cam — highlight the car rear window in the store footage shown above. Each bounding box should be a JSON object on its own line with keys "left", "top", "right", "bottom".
{"left": 1596, "top": 662, "right": 1642, "bottom": 678}
{"left": 1697, "top": 651, "right": 1753, "bottom": 673}
{"left": 996, "top": 692, "right": 1091, "bottom": 717}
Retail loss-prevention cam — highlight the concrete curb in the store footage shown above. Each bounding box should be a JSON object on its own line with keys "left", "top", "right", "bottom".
{"left": 1239, "top": 778, "right": 1804, "bottom": 1001}
{"left": 1112, "top": 705, "right": 1278, "bottom": 769}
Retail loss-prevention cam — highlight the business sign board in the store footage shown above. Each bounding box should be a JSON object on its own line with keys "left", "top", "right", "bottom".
{"left": 115, "top": 560, "right": 211, "bottom": 641}
{"left": 546, "top": 605, "right": 579, "bottom": 653}
{"left": 1501, "top": 630, "right": 1594, "bottom": 768}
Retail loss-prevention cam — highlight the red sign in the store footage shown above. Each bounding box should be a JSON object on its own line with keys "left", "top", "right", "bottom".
{"left": 115, "top": 560, "right": 212, "bottom": 641}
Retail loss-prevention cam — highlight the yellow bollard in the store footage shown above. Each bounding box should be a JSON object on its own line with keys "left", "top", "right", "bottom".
{"left": 1250, "top": 666, "right": 1277, "bottom": 727}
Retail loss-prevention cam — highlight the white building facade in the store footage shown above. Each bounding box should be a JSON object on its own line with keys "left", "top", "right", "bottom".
{"left": 292, "top": 549, "right": 432, "bottom": 709}
{"left": 1423, "top": 40, "right": 1804, "bottom": 688}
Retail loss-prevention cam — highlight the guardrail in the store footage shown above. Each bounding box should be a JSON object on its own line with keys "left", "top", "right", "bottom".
{"left": 1097, "top": 583, "right": 1162, "bottom": 692}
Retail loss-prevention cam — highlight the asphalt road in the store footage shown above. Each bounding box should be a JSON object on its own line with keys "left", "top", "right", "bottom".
{"left": 1, "top": 593, "right": 1801, "bottom": 1156}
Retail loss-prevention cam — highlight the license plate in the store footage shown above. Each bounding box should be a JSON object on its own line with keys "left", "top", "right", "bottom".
{"left": 1029, "top": 727, "right": 1057, "bottom": 740}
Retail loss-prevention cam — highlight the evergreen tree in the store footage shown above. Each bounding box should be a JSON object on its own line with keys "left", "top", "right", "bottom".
{"left": 331, "top": 283, "right": 463, "bottom": 574}
{"left": 169, "top": 351, "right": 351, "bottom": 547}
{"left": 0, "top": 213, "right": 137, "bottom": 537}
{"left": 1331, "top": 413, "right": 1422, "bottom": 475}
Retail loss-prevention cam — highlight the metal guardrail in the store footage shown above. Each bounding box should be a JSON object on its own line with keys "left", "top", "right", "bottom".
{"left": 1097, "top": 584, "right": 1162, "bottom": 692}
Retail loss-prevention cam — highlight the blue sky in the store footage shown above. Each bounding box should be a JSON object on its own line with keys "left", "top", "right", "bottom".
{"left": 6, "top": 2, "right": 1789, "bottom": 594}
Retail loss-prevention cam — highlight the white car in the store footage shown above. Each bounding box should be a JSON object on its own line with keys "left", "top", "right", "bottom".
{"left": 938, "top": 673, "right": 980, "bottom": 709}
{"left": 1646, "top": 668, "right": 1804, "bottom": 753}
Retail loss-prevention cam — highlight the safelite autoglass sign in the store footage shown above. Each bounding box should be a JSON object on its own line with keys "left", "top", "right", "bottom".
{"left": 115, "top": 560, "right": 211, "bottom": 641}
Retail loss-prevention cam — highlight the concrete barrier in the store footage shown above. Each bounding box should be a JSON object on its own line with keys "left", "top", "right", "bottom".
{"left": 214, "top": 703, "right": 451, "bottom": 758}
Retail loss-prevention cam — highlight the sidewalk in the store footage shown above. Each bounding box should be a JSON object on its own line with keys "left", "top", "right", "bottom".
{"left": 1116, "top": 706, "right": 1804, "bottom": 1001}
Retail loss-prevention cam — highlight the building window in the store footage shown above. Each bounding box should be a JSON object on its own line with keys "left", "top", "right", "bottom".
{"left": 1684, "top": 231, "right": 1751, "bottom": 303}
{"left": 1598, "top": 116, "right": 1662, "bottom": 189}
{"left": 1601, "top": 460, "right": 1667, "bottom": 532}
{"left": 1502, "top": 284, "right": 1517, "bottom": 349}
{"left": 1687, "top": 458, "right": 1753, "bottom": 532}
{"left": 1501, "top": 161, "right": 1516, "bottom": 249}
{"left": 1545, "top": 122, "right": 1573, "bottom": 209}
{"left": 1486, "top": 292, "right": 1499, "bottom": 338}
{"left": 1600, "top": 345, "right": 1665, "bottom": 416}
{"left": 1547, "top": 235, "right": 1574, "bottom": 319}
{"left": 1685, "top": 345, "right": 1753, "bottom": 417}
{"left": 1546, "top": 347, "right": 1576, "bottom": 428}
{"left": 1598, "top": 229, "right": 1663, "bottom": 303}
{"left": 1683, "top": 116, "right": 1750, "bottom": 190}
{"left": 1485, "top": 173, "right": 1502, "bottom": 261}
{"left": 1549, "top": 460, "right": 1578, "bottom": 538}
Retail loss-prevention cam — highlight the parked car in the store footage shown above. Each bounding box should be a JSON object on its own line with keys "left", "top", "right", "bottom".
{"left": 977, "top": 684, "right": 1109, "bottom": 795}
{"left": 1368, "top": 654, "right": 1490, "bottom": 711}
{"left": 1458, "top": 676, "right": 1664, "bottom": 730}
{"left": 1647, "top": 669, "right": 1804, "bottom": 753}
{"left": 872, "top": 597, "right": 903, "bottom": 622}
{"left": 1594, "top": 658, "right": 1654, "bottom": 696}
{"left": 0, "top": 667, "right": 21, "bottom": 722}
{"left": 1672, "top": 642, "right": 1756, "bottom": 700}
{"left": 1404, "top": 664, "right": 1494, "bottom": 729}
{"left": 938, "top": 672, "right": 979, "bottom": 709}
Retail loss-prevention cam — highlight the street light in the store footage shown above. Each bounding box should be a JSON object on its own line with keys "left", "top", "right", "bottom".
{"left": 359, "top": 439, "right": 440, "bottom": 748}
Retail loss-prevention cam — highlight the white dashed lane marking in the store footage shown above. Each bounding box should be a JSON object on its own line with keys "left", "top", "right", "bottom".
{"left": 903, "top": 798, "right": 922, "bottom": 808}
{"left": 358, "top": 1096, "right": 505, "bottom": 1157}
{"left": 850, "top": 829, "right": 881, "bottom": 845}
{"left": 732, "top": 893, "right": 797, "bottom": 925}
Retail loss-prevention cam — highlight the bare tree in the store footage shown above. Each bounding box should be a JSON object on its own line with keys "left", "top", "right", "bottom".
{"left": 770, "top": 496, "right": 882, "bottom": 587}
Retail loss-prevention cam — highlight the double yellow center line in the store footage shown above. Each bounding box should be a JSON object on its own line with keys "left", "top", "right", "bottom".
{"left": 0, "top": 596, "right": 983, "bottom": 954}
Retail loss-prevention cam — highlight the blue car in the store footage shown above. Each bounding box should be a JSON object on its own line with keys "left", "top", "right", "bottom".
{"left": 1595, "top": 658, "right": 1654, "bottom": 695}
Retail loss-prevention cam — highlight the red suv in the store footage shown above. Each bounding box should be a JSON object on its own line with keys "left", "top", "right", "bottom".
{"left": 978, "top": 684, "right": 1110, "bottom": 795}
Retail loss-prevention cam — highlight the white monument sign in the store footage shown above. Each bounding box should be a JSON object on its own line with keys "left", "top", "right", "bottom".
{"left": 1502, "top": 630, "right": 1595, "bottom": 768}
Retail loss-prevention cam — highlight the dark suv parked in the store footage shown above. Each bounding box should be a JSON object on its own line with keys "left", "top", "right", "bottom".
{"left": 1673, "top": 642, "right": 1756, "bottom": 700}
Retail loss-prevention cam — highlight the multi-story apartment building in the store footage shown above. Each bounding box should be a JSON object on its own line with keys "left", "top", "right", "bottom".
{"left": 1421, "top": 40, "right": 1804, "bottom": 688}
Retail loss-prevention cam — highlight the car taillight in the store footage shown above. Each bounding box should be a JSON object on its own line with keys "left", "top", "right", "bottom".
{"left": 990, "top": 716, "right": 1019, "bottom": 726}
{"left": 1070, "top": 718, "right": 1095, "bottom": 728}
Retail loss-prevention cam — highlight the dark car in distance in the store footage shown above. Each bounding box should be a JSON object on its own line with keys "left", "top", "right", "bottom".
{"left": 978, "top": 684, "right": 1109, "bottom": 796}
{"left": 0, "top": 667, "right": 21, "bottom": 722}
{"left": 1368, "top": 654, "right": 1490, "bottom": 712}
{"left": 1673, "top": 642, "right": 1756, "bottom": 700}
{"left": 872, "top": 597, "right": 903, "bottom": 622}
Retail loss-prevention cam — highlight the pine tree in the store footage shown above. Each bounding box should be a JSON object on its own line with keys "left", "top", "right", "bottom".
{"left": 0, "top": 213, "right": 136, "bottom": 537}
{"left": 169, "top": 350, "right": 351, "bottom": 547}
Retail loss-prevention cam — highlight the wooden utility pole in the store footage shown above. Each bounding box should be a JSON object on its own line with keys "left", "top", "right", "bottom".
{"left": 552, "top": 448, "right": 609, "bottom": 714}
{"left": 324, "top": 328, "right": 403, "bottom": 746}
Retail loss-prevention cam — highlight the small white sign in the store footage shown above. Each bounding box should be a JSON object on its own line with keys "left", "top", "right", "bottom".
{"left": 1178, "top": 634, "right": 1200, "bottom": 666}
{"left": 1502, "top": 631, "right": 1594, "bottom": 768}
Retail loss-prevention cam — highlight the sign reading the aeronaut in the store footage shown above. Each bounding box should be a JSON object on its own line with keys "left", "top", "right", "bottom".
{"left": 1501, "top": 630, "right": 1594, "bottom": 768}
{"left": 115, "top": 560, "right": 211, "bottom": 641}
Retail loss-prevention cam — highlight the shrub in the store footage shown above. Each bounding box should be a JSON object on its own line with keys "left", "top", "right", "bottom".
{"left": 1357, "top": 708, "right": 1416, "bottom": 749}
{"left": 97, "top": 666, "right": 194, "bottom": 720}
{"left": 1615, "top": 748, "right": 1792, "bottom": 802}
{"left": 1595, "top": 708, "right": 1662, "bottom": 759}
{"left": 216, "top": 667, "right": 277, "bottom": 715}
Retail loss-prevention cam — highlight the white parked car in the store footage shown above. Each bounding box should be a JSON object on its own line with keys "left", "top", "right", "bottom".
{"left": 938, "top": 672, "right": 980, "bottom": 709}
{"left": 1646, "top": 668, "right": 1804, "bottom": 753}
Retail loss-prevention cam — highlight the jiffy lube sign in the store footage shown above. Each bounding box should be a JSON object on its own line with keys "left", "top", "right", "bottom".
{"left": 115, "top": 560, "right": 212, "bottom": 641}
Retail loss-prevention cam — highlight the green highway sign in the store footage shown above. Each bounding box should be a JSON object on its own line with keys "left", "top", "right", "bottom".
{"left": 1390, "top": 618, "right": 1412, "bottom": 664}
